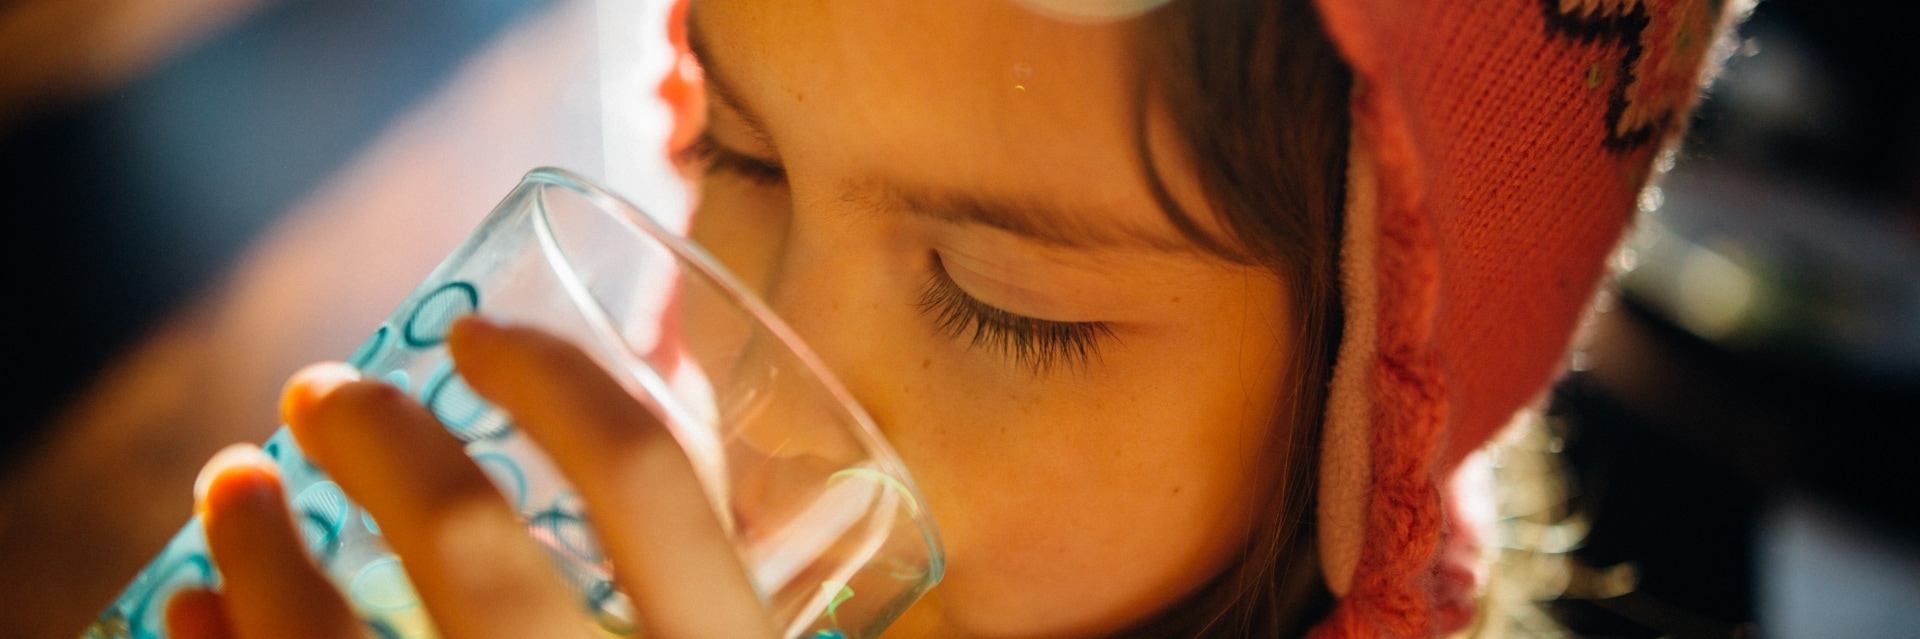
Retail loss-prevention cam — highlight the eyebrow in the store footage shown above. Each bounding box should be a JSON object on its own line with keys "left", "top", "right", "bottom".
{"left": 685, "top": 11, "right": 1200, "bottom": 256}
{"left": 851, "top": 182, "right": 1200, "bottom": 254}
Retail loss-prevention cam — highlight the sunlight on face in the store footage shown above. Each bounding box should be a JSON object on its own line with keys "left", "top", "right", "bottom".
{"left": 685, "top": 1, "right": 1299, "bottom": 635}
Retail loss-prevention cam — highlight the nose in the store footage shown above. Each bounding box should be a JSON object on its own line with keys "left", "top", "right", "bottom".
{"left": 746, "top": 214, "right": 895, "bottom": 402}
{"left": 688, "top": 230, "right": 936, "bottom": 607}
{"left": 682, "top": 197, "right": 910, "bottom": 474}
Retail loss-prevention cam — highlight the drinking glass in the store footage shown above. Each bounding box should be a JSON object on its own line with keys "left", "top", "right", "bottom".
{"left": 80, "top": 167, "right": 944, "bottom": 639}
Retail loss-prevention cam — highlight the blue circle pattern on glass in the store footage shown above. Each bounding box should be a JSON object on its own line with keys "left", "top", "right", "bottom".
{"left": 364, "top": 619, "right": 404, "bottom": 639}
{"left": 382, "top": 369, "right": 411, "bottom": 394}
{"left": 530, "top": 504, "right": 603, "bottom": 565}
{"left": 529, "top": 495, "right": 634, "bottom": 634}
{"left": 350, "top": 557, "right": 420, "bottom": 613}
{"left": 423, "top": 362, "right": 514, "bottom": 443}
{"left": 348, "top": 325, "right": 391, "bottom": 369}
{"left": 293, "top": 481, "right": 351, "bottom": 565}
{"left": 403, "top": 282, "right": 478, "bottom": 348}
{"left": 478, "top": 450, "right": 537, "bottom": 510}
{"left": 126, "top": 550, "right": 213, "bottom": 639}
{"left": 586, "top": 577, "right": 636, "bottom": 635}
{"left": 93, "top": 278, "right": 668, "bottom": 639}
{"left": 546, "top": 559, "right": 632, "bottom": 635}
{"left": 473, "top": 451, "right": 528, "bottom": 511}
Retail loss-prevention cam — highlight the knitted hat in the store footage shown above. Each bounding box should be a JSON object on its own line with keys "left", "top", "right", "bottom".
{"left": 1307, "top": 0, "right": 1741, "bottom": 636}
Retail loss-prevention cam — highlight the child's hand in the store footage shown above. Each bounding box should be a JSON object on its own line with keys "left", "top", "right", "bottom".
{"left": 166, "top": 317, "right": 778, "bottom": 639}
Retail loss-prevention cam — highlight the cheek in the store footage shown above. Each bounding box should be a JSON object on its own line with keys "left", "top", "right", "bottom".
{"left": 710, "top": 196, "right": 1298, "bottom": 634}
{"left": 872, "top": 336, "right": 1284, "bottom": 636}
{"left": 689, "top": 174, "right": 793, "bottom": 297}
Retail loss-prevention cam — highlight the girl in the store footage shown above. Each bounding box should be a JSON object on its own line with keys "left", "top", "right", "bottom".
{"left": 168, "top": 0, "right": 1736, "bottom": 636}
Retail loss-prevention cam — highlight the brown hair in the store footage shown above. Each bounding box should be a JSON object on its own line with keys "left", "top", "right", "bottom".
{"left": 1121, "top": 0, "right": 1353, "bottom": 634}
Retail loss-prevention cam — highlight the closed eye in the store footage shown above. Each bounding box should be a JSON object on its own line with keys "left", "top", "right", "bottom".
{"left": 679, "top": 129, "right": 788, "bottom": 186}
{"left": 916, "top": 252, "right": 1115, "bottom": 374}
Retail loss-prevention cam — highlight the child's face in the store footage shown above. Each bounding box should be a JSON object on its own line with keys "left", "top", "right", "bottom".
{"left": 689, "top": 1, "right": 1300, "bottom": 635}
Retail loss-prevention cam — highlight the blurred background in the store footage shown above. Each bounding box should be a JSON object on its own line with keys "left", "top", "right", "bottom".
{"left": 0, "top": 0, "right": 683, "bottom": 636}
{"left": 0, "top": 0, "right": 1914, "bottom": 638}
{"left": 1535, "top": 0, "right": 1920, "bottom": 637}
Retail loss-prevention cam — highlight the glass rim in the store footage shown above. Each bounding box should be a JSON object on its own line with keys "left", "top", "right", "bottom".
{"left": 519, "top": 166, "right": 947, "bottom": 584}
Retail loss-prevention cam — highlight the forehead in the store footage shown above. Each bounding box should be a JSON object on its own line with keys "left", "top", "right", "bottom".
{"left": 691, "top": 0, "right": 1216, "bottom": 252}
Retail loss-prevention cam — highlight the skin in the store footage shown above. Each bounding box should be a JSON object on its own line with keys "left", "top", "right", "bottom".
{"left": 177, "top": 1, "right": 1303, "bottom": 637}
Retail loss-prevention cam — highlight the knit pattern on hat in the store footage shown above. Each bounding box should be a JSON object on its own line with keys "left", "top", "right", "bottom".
{"left": 1306, "top": 0, "right": 1742, "bottom": 636}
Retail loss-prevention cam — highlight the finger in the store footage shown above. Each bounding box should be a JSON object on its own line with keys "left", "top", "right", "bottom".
{"left": 195, "top": 444, "right": 359, "bottom": 639}
{"left": 165, "top": 588, "right": 234, "bottom": 639}
{"left": 448, "top": 317, "right": 776, "bottom": 639}
{"left": 281, "top": 363, "right": 589, "bottom": 639}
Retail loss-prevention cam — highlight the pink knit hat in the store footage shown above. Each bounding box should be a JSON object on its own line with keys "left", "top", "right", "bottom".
{"left": 1307, "top": 0, "right": 1740, "bottom": 636}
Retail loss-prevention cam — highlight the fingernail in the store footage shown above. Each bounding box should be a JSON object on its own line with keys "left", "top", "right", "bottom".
{"left": 193, "top": 443, "right": 277, "bottom": 517}
{"left": 279, "top": 362, "right": 362, "bottom": 425}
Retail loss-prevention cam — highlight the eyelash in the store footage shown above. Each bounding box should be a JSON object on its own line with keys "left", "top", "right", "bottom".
{"left": 684, "top": 128, "right": 1110, "bottom": 374}
{"left": 679, "top": 130, "right": 788, "bottom": 186}
{"left": 916, "top": 254, "right": 1115, "bottom": 374}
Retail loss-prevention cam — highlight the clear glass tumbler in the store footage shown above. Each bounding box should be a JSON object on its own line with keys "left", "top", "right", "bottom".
{"left": 81, "top": 167, "right": 944, "bottom": 639}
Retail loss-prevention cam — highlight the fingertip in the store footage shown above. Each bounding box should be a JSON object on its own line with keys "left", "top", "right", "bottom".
{"left": 165, "top": 588, "right": 234, "bottom": 639}
{"left": 446, "top": 314, "right": 504, "bottom": 357}
{"left": 193, "top": 444, "right": 280, "bottom": 520}
{"left": 195, "top": 446, "right": 365, "bottom": 639}
{"left": 449, "top": 313, "right": 502, "bottom": 339}
{"left": 280, "top": 362, "right": 362, "bottom": 426}
{"left": 448, "top": 317, "right": 565, "bottom": 392}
